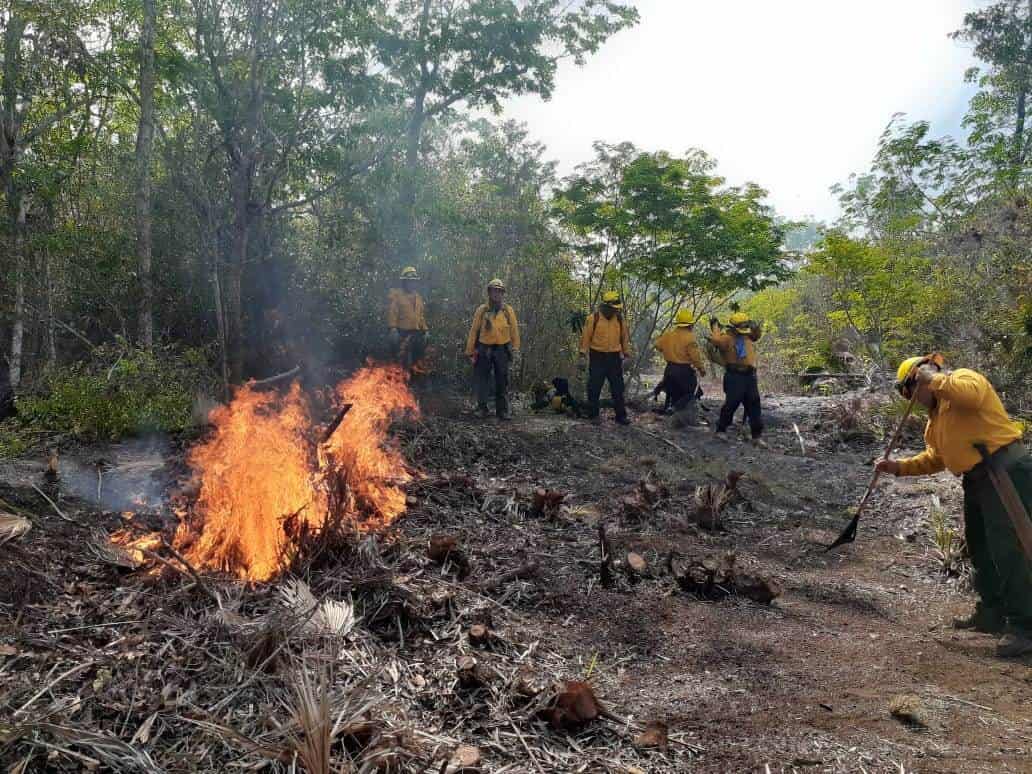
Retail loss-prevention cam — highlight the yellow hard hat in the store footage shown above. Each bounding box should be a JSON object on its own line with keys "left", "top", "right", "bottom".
{"left": 400, "top": 266, "right": 419, "bottom": 279}
{"left": 487, "top": 278, "right": 506, "bottom": 290}
{"left": 896, "top": 356, "right": 924, "bottom": 385}
{"left": 729, "top": 311, "right": 751, "bottom": 333}
{"left": 674, "top": 309, "right": 695, "bottom": 327}
{"left": 601, "top": 291, "right": 623, "bottom": 309}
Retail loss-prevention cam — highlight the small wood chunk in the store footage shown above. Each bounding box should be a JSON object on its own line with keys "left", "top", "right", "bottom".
{"left": 626, "top": 552, "right": 647, "bottom": 575}
{"left": 633, "top": 720, "right": 669, "bottom": 750}
{"left": 428, "top": 534, "right": 458, "bottom": 562}
{"left": 456, "top": 656, "right": 481, "bottom": 687}
{"left": 448, "top": 745, "right": 481, "bottom": 772}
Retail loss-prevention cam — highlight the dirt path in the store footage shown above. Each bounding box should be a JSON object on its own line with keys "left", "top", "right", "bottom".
{"left": 404, "top": 383, "right": 1032, "bottom": 772}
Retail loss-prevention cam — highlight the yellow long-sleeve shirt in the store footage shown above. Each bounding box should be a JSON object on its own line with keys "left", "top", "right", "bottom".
{"left": 465, "top": 304, "right": 520, "bottom": 355}
{"left": 580, "top": 312, "right": 630, "bottom": 355}
{"left": 710, "top": 323, "right": 761, "bottom": 368}
{"left": 897, "top": 369, "right": 1023, "bottom": 477}
{"left": 654, "top": 327, "right": 704, "bottom": 370}
{"left": 387, "top": 289, "right": 428, "bottom": 331}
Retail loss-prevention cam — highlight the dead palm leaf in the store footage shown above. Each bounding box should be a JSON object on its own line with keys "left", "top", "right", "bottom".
{"left": 279, "top": 578, "right": 358, "bottom": 638}
{"left": 0, "top": 512, "right": 30, "bottom": 545}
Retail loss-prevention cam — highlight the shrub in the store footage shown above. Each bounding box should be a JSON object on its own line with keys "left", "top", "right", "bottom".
{"left": 15, "top": 343, "right": 218, "bottom": 441}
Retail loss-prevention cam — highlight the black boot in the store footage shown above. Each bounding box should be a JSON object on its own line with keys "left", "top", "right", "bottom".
{"left": 953, "top": 605, "right": 1006, "bottom": 634}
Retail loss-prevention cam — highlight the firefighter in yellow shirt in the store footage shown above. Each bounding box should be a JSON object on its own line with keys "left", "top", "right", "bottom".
{"left": 710, "top": 311, "right": 764, "bottom": 444}
{"left": 876, "top": 356, "right": 1032, "bottom": 658}
{"left": 387, "top": 266, "right": 428, "bottom": 368}
{"left": 465, "top": 279, "right": 520, "bottom": 419}
{"left": 578, "top": 291, "right": 631, "bottom": 425}
{"left": 653, "top": 309, "right": 706, "bottom": 428}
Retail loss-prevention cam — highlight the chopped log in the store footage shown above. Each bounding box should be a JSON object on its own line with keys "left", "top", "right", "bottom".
{"left": 633, "top": 720, "right": 669, "bottom": 751}
{"left": 475, "top": 560, "right": 538, "bottom": 592}
{"left": 625, "top": 552, "right": 648, "bottom": 576}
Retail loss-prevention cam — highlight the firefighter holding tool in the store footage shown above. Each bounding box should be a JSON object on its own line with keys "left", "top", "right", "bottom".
{"left": 877, "top": 355, "right": 1032, "bottom": 658}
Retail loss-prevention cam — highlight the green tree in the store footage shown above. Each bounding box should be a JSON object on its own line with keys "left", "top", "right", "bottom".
{"left": 372, "top": 0, "right": 638, "bottom": 267}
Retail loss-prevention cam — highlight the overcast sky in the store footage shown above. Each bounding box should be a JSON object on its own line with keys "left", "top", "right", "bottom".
{"left": 499, "top": 0, "right": 985, "bottom": 223}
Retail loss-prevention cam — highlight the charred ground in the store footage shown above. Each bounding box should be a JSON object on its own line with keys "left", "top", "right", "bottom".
{"left": 1, "top": 382, "right": 1031, "bottom": 773}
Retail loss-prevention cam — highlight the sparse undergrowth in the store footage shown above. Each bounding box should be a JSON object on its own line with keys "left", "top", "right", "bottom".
{"left": 10, "top": 343, "right": 217, "bottom": 444}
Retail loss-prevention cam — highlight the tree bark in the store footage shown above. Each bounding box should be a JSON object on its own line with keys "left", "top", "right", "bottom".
{"left": 8, "top": 196, "right": 27, "bottom": 388}
{"left": 43, "top": 247, "right": 56, "bottom": 368}
{"left": 226, "top": 165, "right": 249, "bottom": 383}
{"left": 135, "top": 0, "right": 157, "bottom": 348}
{"left": 397, "top": 92, "right": 426, "bottom": 267}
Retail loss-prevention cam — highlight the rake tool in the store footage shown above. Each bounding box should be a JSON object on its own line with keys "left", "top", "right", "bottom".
{"left": 826, "top": 390, "right": 918, "bottom": 551}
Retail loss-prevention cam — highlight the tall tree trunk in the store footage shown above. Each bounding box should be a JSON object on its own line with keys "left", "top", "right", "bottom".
{"left": 43, "top": 247, "right": 56, "bottom": 368}
{"left": 226, "top": 166, "right": 250, "bottom": 383}
{"left": 397, "top": 91, "right": 426, "bottom": 267}
{"left": 135, "top": 0, "right": 157, "bottom": 348}
{"left": 8, "top": 196, "right": 27, "bottom": 388}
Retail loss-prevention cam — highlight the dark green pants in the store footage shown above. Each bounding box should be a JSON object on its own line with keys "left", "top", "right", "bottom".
{"left": 963, "top": 453, "right": 1032, "bottom": 631}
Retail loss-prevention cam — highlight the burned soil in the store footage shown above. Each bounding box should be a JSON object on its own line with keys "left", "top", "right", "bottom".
{"left": 1, "top": 381, "right": 1031, "bottom": 773}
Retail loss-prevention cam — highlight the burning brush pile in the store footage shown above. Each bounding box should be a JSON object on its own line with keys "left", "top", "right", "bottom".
{"left": 116, "top": 363, "right": 419, "bottom": 582}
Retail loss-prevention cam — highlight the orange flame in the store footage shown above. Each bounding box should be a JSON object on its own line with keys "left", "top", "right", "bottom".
{"left": 172, "top": 364, "right": 418, "bottom": 582}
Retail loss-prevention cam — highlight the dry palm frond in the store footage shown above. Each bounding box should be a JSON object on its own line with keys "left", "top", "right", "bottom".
{"left": 694, "top": 483, "right": 731, "bottom": 530}
{"left": 279, "top": 578, "right": 358, "bottom": 638}
{"left": 85, "top": 531, "right": 140, "bottom": 568}
{"left": 0, "top": 512, "right": 31, "bottom": 544}
{"left": 286, "top": 668, "right": 334, "bottom": 774}
{"left": 927, "top": 495, "right": 966, "bottom": 577}
{"left": 8, "top": 721, "right": 162, "bottom": 772}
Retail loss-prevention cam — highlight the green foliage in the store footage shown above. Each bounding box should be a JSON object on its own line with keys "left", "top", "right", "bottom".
{"left": 16, "top": 344, "right": 216, "bottom": 441}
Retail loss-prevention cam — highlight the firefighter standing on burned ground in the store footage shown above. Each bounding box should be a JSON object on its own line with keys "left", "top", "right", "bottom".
{"left": 653, "top": 309, "right": 706, "bottom": 428}
{"left": 387, "top": 266, "right": 429, "bottom": 369}
{"left": 578, "top": 291, "right": 632, "bottom": 426}
{"left": 465, "top": 278, "right": 520, "bottom": 420}
{"left": 710, "top": 311, "right": 766, "bottom": 446}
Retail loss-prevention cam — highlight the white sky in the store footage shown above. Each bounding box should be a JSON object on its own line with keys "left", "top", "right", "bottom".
{"left": 500, "top": 0, "right": 985, "bottom": 223}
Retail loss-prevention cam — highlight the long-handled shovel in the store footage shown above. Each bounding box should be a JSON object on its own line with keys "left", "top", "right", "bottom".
{"left": 826, "top": 390, "right": 919, "bottom": 551}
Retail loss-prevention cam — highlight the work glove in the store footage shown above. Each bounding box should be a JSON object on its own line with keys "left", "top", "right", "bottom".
{"left": 913, "top": 363, "right": 939, "bottom": 386}
{"left": 875, "top": 459, "right": 901, "bottom": 476}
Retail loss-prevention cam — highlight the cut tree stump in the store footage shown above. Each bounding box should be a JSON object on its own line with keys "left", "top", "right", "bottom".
{"left": 667, "top": 550, "right": 781, "bottom": 604}
{"left": 625, "top": 552, "right": 648, "bottom": 576}
{"left": 633, "top": 720, "right": 669, "bottom": 750}
{"left": 467, "top": 624, "right": 492, "bottom": 647}
{"left": 456, "top": 656, "right": 484, "bottom": 688}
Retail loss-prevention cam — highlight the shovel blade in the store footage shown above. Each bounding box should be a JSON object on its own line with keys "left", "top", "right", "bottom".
{"left": 825, "top": 514, "right": 859, "bottom": 552}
